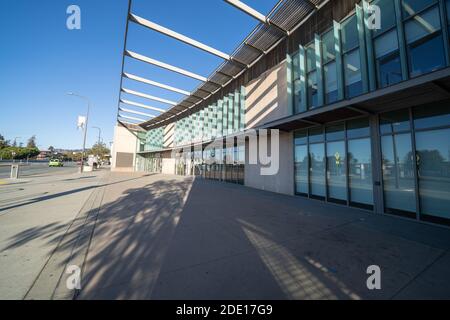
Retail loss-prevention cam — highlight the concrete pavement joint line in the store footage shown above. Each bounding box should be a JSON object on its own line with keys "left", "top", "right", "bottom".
{"left": 71, "top": 175, "right": 109, "bottom": 300}
{"left": 22, "top": 173, "right": 108, "bottom": 300}
{"left": 389, "top": 249, "right": 448, "bottom": 300}
{"left": 52, "top": 182, "right": 107, "bottom": 300}
{"left": 23, "top": 188, "right": 99, "bottom": 300}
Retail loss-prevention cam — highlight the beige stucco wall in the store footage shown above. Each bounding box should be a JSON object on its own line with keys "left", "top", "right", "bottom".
{"left": 162, "top": 158, "right": 175, "bottom": 175}
{"left": 245, "top": 59, "right": 289, "bottom": 129}
{"left": 111, "top": 124, "right": 138, "bottom": 172}
{"left": 244, "top": 131, "right": 294, "bottom": 195}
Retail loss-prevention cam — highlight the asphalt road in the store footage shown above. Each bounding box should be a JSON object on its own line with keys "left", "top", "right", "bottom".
{"left": 0, "top": 162, "right": 79, "bottom": 179}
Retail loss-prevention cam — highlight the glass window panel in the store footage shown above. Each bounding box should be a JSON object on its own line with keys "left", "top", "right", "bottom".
{"left": 374, "top": 29, "right": 399, "bottom": 58}
{"left": 414, "top": 104, "right": 450, "bottom": 130}
{"left": 310, "top": 143, "right": 326, "bottom": 197}
{"left": 376, "top": 53, "right": 402, "bottom": 88}
{"left": 294, "top": 79, "right": 304, "bottom": 113}
{"left": 322, "top": 30, "right": 336, "bottom": 64}
{"left": 309, "top": 127, "right": 324, "bottom": 143}
{"left": 447, "top": 0, "right": 450, "bottom": 23}
{"left": 381, "top": 134, "right": 417, "bottom": 213}
{"left": 344, "top": 49, "right": 363, "bottom": 98}
{"left": 306, "top": 44, "right": 316, "bottom": 71}
{"left": 326, "top": 124, "right": 345, "bottom": 141}
{"left": 405, "top": 6, "right": 441, "bottom": 44}
{"left": 348, "top": 138, "right": 374, "bottom": 205}
{"left": 372, "top": 0, "right": 397, "bottom": 35}
{"left": 295, "top": 145, "right": 309, "bottom": 194}
{"left": 380, "top": 109, "right": 411, "bottom": 134}
{"left": 327, "top": 141, "right": 347, "bottom": 201}
{"left": 347, "top": 118, "right": 370, "bottom": 138}
{"left": 415, "top": 128, "right": 450, "bottom": 220}
{"left": 293, "top": 51, "right": 300, "bottom": 80}
{"left": 341, "top": 15, "right": 359, "bottom": 52}
{"left": 324, "top": 61, "right": 338, "bottom": 104}
{"left": 402, "top": 0, "right": 438, "bottom": 18}
{"left": 295, "top": 130, "right": 308, "bottom": 145}
{"left": 408, "top": 33, "right": 445, "bottom": 77}
{"left": 307, "top": 70, "right": 318, "bottom": 108}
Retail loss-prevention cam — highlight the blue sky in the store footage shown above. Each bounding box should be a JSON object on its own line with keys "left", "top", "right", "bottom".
{"left": 0, "top": 0, "right": 276, "bottom": 150}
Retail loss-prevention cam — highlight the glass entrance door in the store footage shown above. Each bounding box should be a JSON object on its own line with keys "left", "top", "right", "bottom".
{"left": 326, "top": 141, "right": 347, "bottom": 202}
{"left": 310, "top": 143, "right": 326, "bottom": 198}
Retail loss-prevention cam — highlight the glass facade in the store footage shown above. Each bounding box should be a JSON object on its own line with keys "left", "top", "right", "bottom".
{"left": 379, "top": 104, "right": 450, "bottom": 225}
{"left": 294, "top": 118, "right": 373, "bottom": 209}
{"left": 290, "top": 0, "right": 450, "bottom": 115}
{"left": 403, "top": 0, "right": 446, "bottom": 77}
{"left": 372, "top": 0, "right": 402, "bottom": 88}
{"left": 322, "top": 29, "right": 339, "bottom": 104}
{"left": 306, "top": 43, "right": 319, "bottom": 108}
{"left": 173, "top": 88, "right": 245, "bottom": 147}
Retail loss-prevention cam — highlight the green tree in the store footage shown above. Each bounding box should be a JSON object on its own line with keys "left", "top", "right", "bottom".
{"left": 89, "top": 142, "right": 110, "bottom": 159}
{"left": 27, "top": 135, "right": 37, "bottom": 148}
{"left": 0, "top": 134, "right": 9, "bottom": 149}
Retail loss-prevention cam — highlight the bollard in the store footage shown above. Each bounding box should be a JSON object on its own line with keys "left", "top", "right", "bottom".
{"left": 10, "top": 164, "right": 20, "bottom": 179}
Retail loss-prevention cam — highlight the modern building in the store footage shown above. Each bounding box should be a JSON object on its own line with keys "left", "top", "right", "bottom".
{"left": 112, "top": 0, "right": 450, "bottom": 227}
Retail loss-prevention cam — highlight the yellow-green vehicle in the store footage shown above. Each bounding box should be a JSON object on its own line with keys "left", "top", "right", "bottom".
{"left": 49, "top": 159, "right": 64, "bottom": 167}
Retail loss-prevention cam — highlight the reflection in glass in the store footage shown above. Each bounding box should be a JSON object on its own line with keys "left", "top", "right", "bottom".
{"left": 341, "top": 16, "right": 359, "bottom": 52}
{"left": 381, "top": 134, "right": 416, "bottom": 213}
{"left": 344, "top": 49, "right": 362, "bottom": 98}
{"left": 322, "top": 30, "right": 336, "bottom": 64}
{"left": 348, "top": 138, "right": 373, "bottom": 206}
{"left": 374, "top": 29, "right": 402, "bottom": 88}
{"left": 402, "top": 0, "right": 436, "bottom": 18}
{"left": 380, "top": 109, "right": 411, "bottom": 134}
{"left": 324, "top": 62, "right": 338, "bottom": 104}
{"left": 308, "top": 71, "right": 318, "bottom": 108}
{"left": 295, "top": 145, "right": 309, "bottom": 194}
{"left": 414, "top": 104, "right": 450, "bottom": 130}
{"left": 310, "top": 143, "right": 326, "bottom": 197}
{"left": 416, "top": 128, "right": 450, "bottom": 220}
{"left": 327, "top": 141, "right": 347, "bottom": 201}
{"left": 404, "top": 6, "right": 445, "bottom": 77}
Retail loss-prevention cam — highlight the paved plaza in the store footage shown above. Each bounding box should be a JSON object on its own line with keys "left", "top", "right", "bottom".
{"left": 1, "top": 170, "right": 449, "bottom": 299}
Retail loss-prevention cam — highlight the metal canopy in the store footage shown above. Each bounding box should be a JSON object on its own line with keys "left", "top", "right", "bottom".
{"left": 115, "top": 0, "right": 328, "bottom": 129}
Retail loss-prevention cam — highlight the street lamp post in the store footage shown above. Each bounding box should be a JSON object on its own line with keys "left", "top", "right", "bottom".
{"left": 67, "top": 92, "right": 90, "bottom": 173}
{"left": 91, "top": 126, "right": 102, "bottom": 145}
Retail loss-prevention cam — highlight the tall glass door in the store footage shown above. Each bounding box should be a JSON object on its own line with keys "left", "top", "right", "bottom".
{"left": 381, "top": 134, "right": 416, "bottom": 215}
{"left": 415, "top": 128, "right": 450, "bottom": 223}
{"left": 310, "top": 143, "right": 326, "bottom": 198}
{"left": 295, "top": 144, "right": 309, "bottom": 194}
{"left": 348, "top": 138, "right": 373, "bottom": 207}
{"left": 326, "top": 141, "right": 347, "bottom": 202}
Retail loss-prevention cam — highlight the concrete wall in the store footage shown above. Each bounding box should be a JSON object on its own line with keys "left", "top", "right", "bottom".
{"left": 162, "top": 158, "right": 175, "bottom": 175}
{"left": 111, "top": 124, "right": 138, "bottom": 172}
{"left": 244, "top": 131, "right": 294, "bottom": 196}
{"left": 245, "top": 60, "right": 289, "bottom": 129}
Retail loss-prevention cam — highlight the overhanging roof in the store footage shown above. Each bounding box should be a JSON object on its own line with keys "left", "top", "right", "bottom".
{"left": 115, "top": 0, "right": 329, "bottom": 130}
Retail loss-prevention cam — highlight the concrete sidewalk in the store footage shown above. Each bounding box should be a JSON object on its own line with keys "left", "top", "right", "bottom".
{"left": 76, "top": 173, "right": 450, "bottom": 300}
{"left": 0, "top": 169, "right": 108, "bottom": 299}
